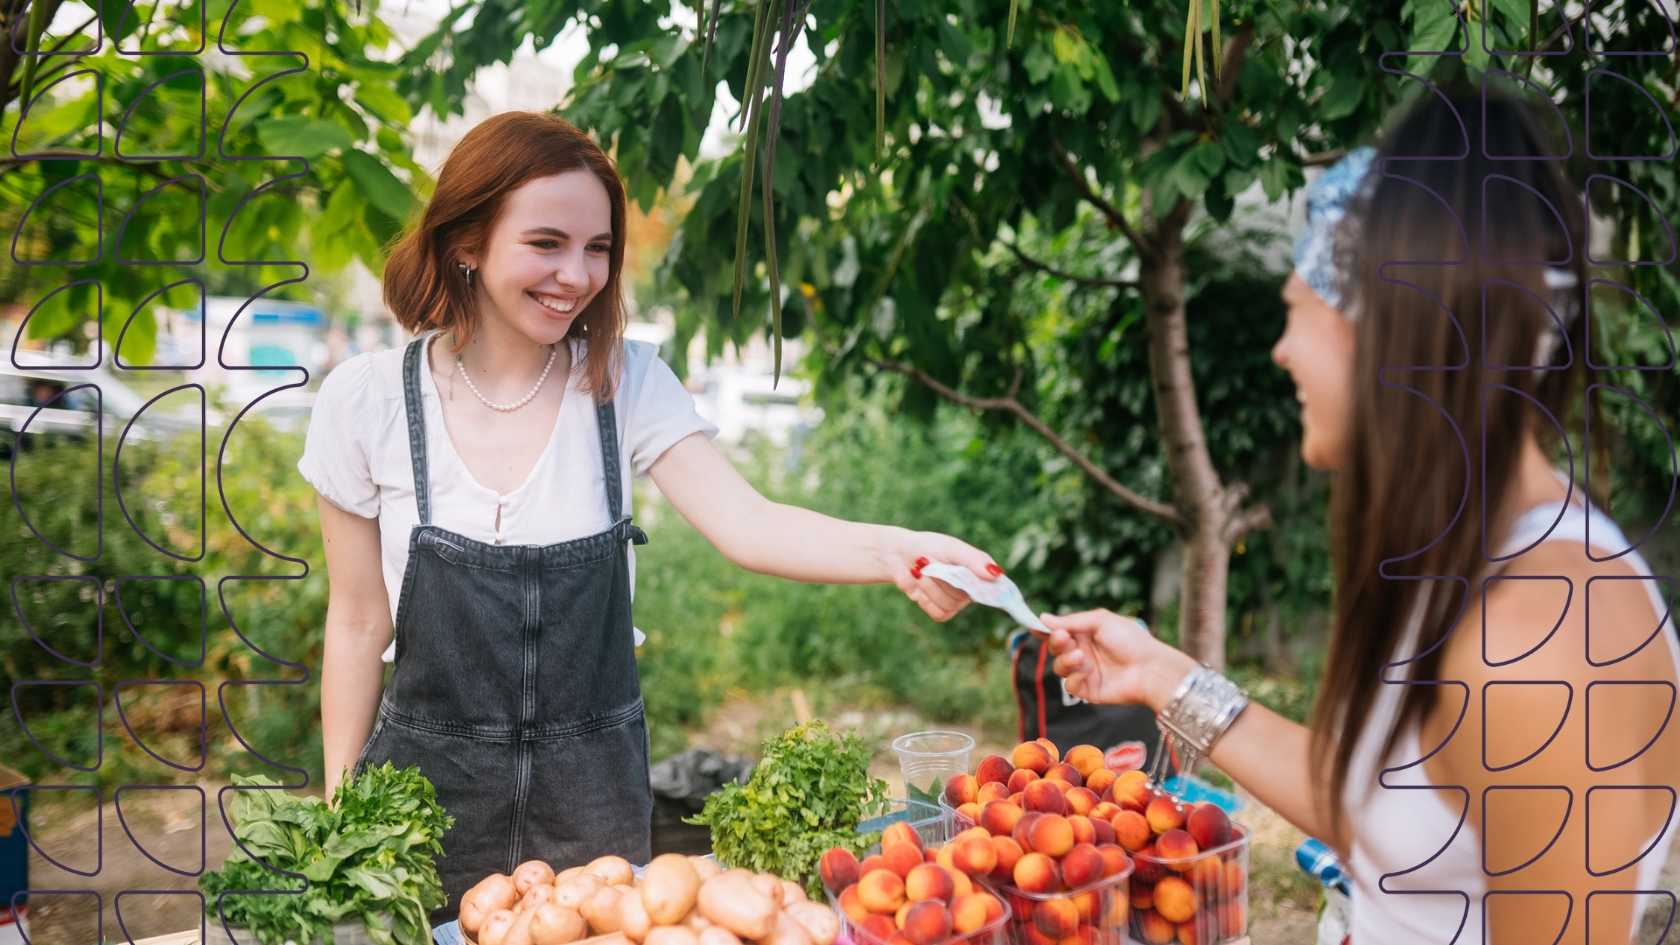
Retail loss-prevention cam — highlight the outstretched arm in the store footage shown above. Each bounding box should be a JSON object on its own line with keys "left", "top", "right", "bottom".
{"left": 317, "top": 495, "right": 393, "bottom": 802}
{"left": 648, "top": 431, "right": 1001, "bottom": 621}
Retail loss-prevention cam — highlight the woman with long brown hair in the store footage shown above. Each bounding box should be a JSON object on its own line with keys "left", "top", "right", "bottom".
{"left": 298, "top": 111, "right": 1002, "bottom": 919}
{"left": 1043, "top": 92, "right": 1680, "bottom": 944}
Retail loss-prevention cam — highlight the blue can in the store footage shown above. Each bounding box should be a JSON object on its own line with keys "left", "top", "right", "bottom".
{"left": 1296, "top": 837, "right": 1350, "bottom": 895}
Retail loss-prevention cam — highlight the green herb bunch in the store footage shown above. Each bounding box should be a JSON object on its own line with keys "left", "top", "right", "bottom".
{"left": 687, "top": 720, "right": 889, "bottom": 899}
{"left": 199, "top": 764, "right": 453, "bottom": 945}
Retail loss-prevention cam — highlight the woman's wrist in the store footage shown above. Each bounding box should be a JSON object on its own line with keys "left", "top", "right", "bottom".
{"left": 1145, "top": 644, "right": 1200, "bottom": 714}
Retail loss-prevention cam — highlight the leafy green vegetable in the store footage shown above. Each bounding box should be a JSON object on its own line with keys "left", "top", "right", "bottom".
{"left": 687, "top": 721, "right": 889, "bottom": 899}
{"left": 904, "top": 778, "right": 943, "bottom": 809}
{"left": 199, "top": 764, "right": 453, "bottom": 945}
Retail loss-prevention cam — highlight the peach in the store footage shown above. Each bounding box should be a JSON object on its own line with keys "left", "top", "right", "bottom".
{"left": 1154, "top": 829, "right": 1199, "bottom": 867}
{"left": 1061, "top": 843, "right": 1105, "bottom": 890}
{"left": 976, "top": 892, "right": 1004, "bottom": 924}
{"left": 1062, "top": 745, "right": 1103, "bottom": 778}
{"left": 1112, "top": 778, "right": 1151, "bottom": 815}
{"left": 1136, "top": 910, "right": 1176, "bottom": 945}
{"left": 1036, "top": 738, "right": 1061, "bottom": 763}
{"left": 935, "top": 845, "right": 957, "bottom": 873}
{"left": 900, "top": 901, "right": 951, "bottom": 945}
{"left": 1023, "top": 925, "right": 1059, "bottom": 945}
{"left": 956, "top": 802, "right": 983, "bottom": 826}
{"left": 1010, "top": 792, "right": 1026, "bottom": 808}
{"left": 1013, "top": 812, "right": 1043, "bottom": 852}
{"left": 1130, "top": 883, "right": 1154, "bottom": 910}
{"left": 1090, "top": 801, "right": 1120, "bottom": 822}
{"left": 1098, "top": 891, "right": 1130, "bottom": 928}
{"left": 1028, "top": 814, "right": 1075, "bottom": 858}
{"left": 957, "top": 825, "right": 991, "bottom": 845}
{"left": 951, "top": 834, "right": 998, "bottom": 876}
{"left": 883, "top": 843, "right": 924, "bottom": 879}
{"left": 1090, "top": 817, "right": 1116, "bottom": 847}
{"left": 1084, "top": 768, "right": 1117, "bottom": 798}
{"left": 1115, "top": 769, "right": 1149, "bottom": 789}
{"left": 1217, "top": 898, "right": 1247, "bottom": 939}
{"left": 858, "top": 870, "right": 907, "bottom": 914}
{"left": 1057, "top": 926, "right": 1095, "bottom": 945}
{"left": 821, "top": 848, "right": 861, "bottom": 893}
{"left": 1008, "top": 768, "right": 1041, "bottom": 794}
{"left": 976, "top": 755, "right": 1015, "bottom": 786}
{"left": 1113, "top": 811, "right": 1151, "bottom": 852}
{"left": 950, "top": 894, "right": 990, "bottom": 935}
{"left": 1132, "top": 846, "right": 1166, "bottom": 884}
{"left": 1220, "top": 861, "right": 1245, "bottom": 900}
{"left": 1186, "top": 804, "right": 1231, "bottom": 851}
{"left": 1097, "top": 844, "right": 1131, "bottom": 878}
{"left": 981, "top": 800, "right": 1024, "bottom": 837}
{"left": 860, "top": 915, "right": 897, "bottom": 942}
{"left": 944, "top": 774, "right": 979, "bottom": 808}
{"left": 1176, "top": 914, "right": 1218, "bottom": 945}
{"left": 1012, "top": 852, "right": 1062, "bottom": 894}
{"left": 895, "top": 902, "right": 913, "bottom": 930}
{"left": 1033, "top": 899, "right": 1080, "bottom": 940}
{"left": 840, "top": 885, "right": 870, "bottom": 924}
{"left": 887, "top": 934, "right": 916, "bottom": 945}
{"left": 861, "top": 855, "right": 888, "bottom": 876}
{"left": 1188, "top": 856, "right": 1222, "bottom": 889}
{"left": 883, "top": 822, "right": 923, "bottom": 851}
{"left": 950, "top": 869, "right": 973, "bottom": 899}
{"left": 1152, "top": 878, "right": 1196, "bottom": 924}
{"left": 977, "top": 781, "right": 1011, "bottom": 805}
{"left": 906, "top": 864, "right": 955, "bottom": 904}
{"left": 1145, "top": 797, "right": 1187, "bottom": 835}
{"left": 1065, "top": 787, "right": 1100, "bottom": 818}
{"left": 1044, "top": 763, "right": 1084, "bottom": 788}
{"left": 1067, "top": 815, "right": 1097, "bottom": 847}
{"left": 990, "top": 836, "right": 1023, "bottom": 882}
{"left": 1072, "top": 890, "right": 1100, "bottom": 923}
{"left": 1023, "top": 781, "right": 1067, "bottom": 816}
{"left": 1012, "top": 742, "right": 1054, "bottom": 774}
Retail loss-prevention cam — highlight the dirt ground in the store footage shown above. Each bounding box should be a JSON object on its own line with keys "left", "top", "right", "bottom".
{"left": 17, "top": 693, "right": 1680, "bottom": 945}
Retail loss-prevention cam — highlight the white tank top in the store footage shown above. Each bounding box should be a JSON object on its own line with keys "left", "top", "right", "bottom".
{"left": 1342, "top": 488, "right": 1680, "bottom": 945}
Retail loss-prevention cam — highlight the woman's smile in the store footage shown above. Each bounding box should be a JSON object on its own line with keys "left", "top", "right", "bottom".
{"left": 527, "top": 291, "right": 579, "bottom": 315}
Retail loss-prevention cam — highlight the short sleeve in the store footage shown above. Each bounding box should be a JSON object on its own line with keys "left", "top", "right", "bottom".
{"left": 624, "top": 342, "right": 719, "bottom": 477}
{"left": 297, "top": 355, "right": 382, "bottom": 518}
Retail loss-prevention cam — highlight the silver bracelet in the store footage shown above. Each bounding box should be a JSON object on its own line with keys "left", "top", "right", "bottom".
{"left": 1154, "top": 664, "right": 1248, "bottom": 781}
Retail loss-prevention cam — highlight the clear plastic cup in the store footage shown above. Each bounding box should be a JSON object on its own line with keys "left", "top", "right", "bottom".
{"left": 892, "top": 731, "right": 975, "bottom": 797}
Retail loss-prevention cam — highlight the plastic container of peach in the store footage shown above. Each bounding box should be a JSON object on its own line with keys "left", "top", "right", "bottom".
{"left": 825, "top": 814, "right": 1014, "bottom": 945}
{"left": 1126, "top": 824, "right": 1251, "bottom": 945}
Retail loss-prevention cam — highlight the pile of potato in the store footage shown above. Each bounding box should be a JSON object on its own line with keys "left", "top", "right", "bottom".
{"left": 459, "top": 854, "right": 840, "bottom": 945}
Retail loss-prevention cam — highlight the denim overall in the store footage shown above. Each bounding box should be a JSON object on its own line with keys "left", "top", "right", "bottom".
{"left": 353, "top": 335, "right": 654, "bottom": 923}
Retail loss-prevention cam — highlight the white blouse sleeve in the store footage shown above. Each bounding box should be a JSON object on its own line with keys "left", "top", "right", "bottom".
{"left": 297, "top": 355, "right": 382, "bottom": 518}
{"left": 624, "top": 341, "right": 719, "bottom": 478}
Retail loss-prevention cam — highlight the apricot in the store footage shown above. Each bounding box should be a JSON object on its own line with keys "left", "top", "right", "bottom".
{"left": 977, "top": 781, "right": 1011, "bottom": 805}
{"left": 1036, "top": 738, "right": 1061, "bottom": 763}
{"left": 861, "top": 855, "right": 888, "bottom": 876}
{"left": 1067, "top": 815, "right": 1097, "bottom": 847}
{"left": 1033, "top": 899, "right": 1080, "bottom": 940}
{"left": 1130, "top": 883, "right": 1153, "bottom": 911}
{"left": 1154, "top": 830, "right": 1199, "bottom": 867}
{"left": 1061, "top": 843, "right": 1105, "bottom": 890}
{"left": 1136, "top": 910, "right": 1176, "bottom": 945}
{"left": 950, "top": 894, "right": 990, "bottom": 935}
{"left": 990, "top": 836, "right": 1024, "bottom": 882}
{"left": 1013, "top": 811, "right": 1043, "bottom": 852}
{"left": 1188, "top": 856, "right": 1222, "bottom": 890}
{"left": 1090, "top": 817, "right": 1116, "bottom": 847}
{"left": 1010, "top": 792, "right": 1026, "bottom": 808}
{"left": 975, "top": 892, "right": 1004, "bottom": 924}
{"left": 1008, "top": 768, "right": 1042, "bottom": 794}
{"left": 1090, "top": 802, "right": 1120, "bottom": 822}
{"left": 1028, "top": 814, "right": 1075, "bottom": 858}
{"left": 1065, "top": 787, "right": 1100, "bottom": 818}
{"left": 885, "top": 843, "right": 925, "bottom": 879}
{"left": 1176, "top": 913, "right": 1218, "bottom": 945}
{"left": 860, "top": 915, "right": 896, "bottom": 942}
{"left": 1023, "top": 781, "right": 1068, "bottom": 816}
{"left": 839, "top": 885, "right": 870, "bottom": 924}
{"left": 976, "top": 754, "right": 1015, "bottom": 786}
{"left": 905, "top": 864, "right": 955, "bottom": 904}
{"left": 935, "top": 845, "right": 958, "bottom": 874}
{"left": 1145, "top": 797, "right": 1187, "bottom": 835}
{"left": 1012, "top": 852, "right": 1062, "bottom": 894}
{"left": 1185, "top": 804, "right": 1232, "bottom": 851}
{"left": 1112, "top": 779, "right": 1151, "bottom": 815}
{"left": 883, "top": 822, "right": 924, "bottom": 851}
{"left": 1044, "top": 763, "right": 1084, "bottom": 788}
{"left": 1072, "top": 890, "right": 1100, "bottom": 924}
{"left": 1097, "top": 844, "right": 1131, "bottom": 879}
{"left": 1132, "top": 846, "right": 1166, "bottom": 885}
{"left": 1113, "top": 811, "right": 1151, "bottom": 852}
{"left": 895, "top": 902, "right": 913, "bottom": 930}
{"left": 1216, "top": 898, "right": 1246, "bottom": 939}
{"left": 950, "top": 869, "right": 973, "bottom": 899}
{"left": 1220, "top": 861, "right": 1245, "bottom": 901}
{"left": 1084, "top": 768, "right": 1117, "bottom": 798}
{"left": 956, "top": 802, "right": 983, "bottom": 826}
{"left": 1023, "top": 925, "right": 1059, "bottom": 945}
{"left": 886, "top": 934, "right": 916, "bottom": 945}
{"left": 1098, "top": 890, "right": 1130, "bottom": 928}
{"left": 1152, "top": 878, "right": 1196, "bottom": 924}
{"left": 943, "top": 774, "right": 979, "bottom": 808}
{"left": 821, "top": 849, "right": 861, "bottom": 894}
{"left": 951, "top": 834, "right": 998, "bottom": 876}
{"left": 900, "top": 901, "right": 951, "bottom": 945}
{"left": 1012, "top": 741, "right": 1054, "bottom": 774}
{"left": 858, "top": 870, "right": 907, "bottom": 914}
{"left": 980, "top": 800, "right": 1023, "bottom": 837}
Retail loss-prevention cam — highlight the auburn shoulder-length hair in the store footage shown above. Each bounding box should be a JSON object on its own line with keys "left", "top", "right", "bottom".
{"left": 383, "top": 111, "right": 629, "bottom": 402}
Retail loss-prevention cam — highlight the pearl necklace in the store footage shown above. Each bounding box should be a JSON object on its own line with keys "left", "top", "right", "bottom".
{"left": 455, "top": 345, "right": 558, "bottom": 412}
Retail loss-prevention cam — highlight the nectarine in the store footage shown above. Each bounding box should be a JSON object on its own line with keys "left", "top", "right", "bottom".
{"left": 1067, "top": 815, "right": 1097, "bottom": 847}
{"left": 861, "top": 855, "right": 888, "bottom": 876}
{"left": 883, "top": 843, "right": 924, "bottom": 879}
{"left": 981, "top": 799, "right": 1023, "bottom": 837}
{"left": 822, "top": 848, "right": 861, "bottom": 893}
{"left": 975, "top": 755, "right": 1015, "bottom": 786}
{"left": 860, "top": 915, "right": 897, "bottom": 942}
{"left": 1008, "top": 768, "right": 1041, "bottom": 794}
{"left": 1188, "top": 856, "right": 1222, "bottom": 889}
{"left": 944, "top": 774, "right": 979, "bottom": 808}
{"left": 956, "top": 802, "right": 983, "bottom": 826}
{"left": 1064, "top": 745, "right": 1104, "bottom": 778}
{"left": 1023, "top": 780, "right": 1068, "bottom": 816}
{"left": 1012, "top": 852, "right": 1062, "bottom": 894}
{"left": 950, "top": 869, "right": 972, "bottom": 899}
{"left": 1065, "top": 787, "right": 1100, "bottom": 818}
{"left": 949, "top": 894, "right": 990, "bottom": 935}
{"left": 1072, "top": 890, "right": 1100, "bottom": 924}
{"left": 1145, "top": 796, "right": 1187, "bottom": 835}
{"left": 1185, "top": 804, "right": 1232, "bottom": 851}
{"left": 1013, "top": 811, "right": 1043, "bottom": 852}
{"left": 859, "top": 870, "right": 907, "bottom": 914}
{"left": 901, "top": 901, "right": 952, "bottom": 945}
{"left": 1027, "top": 814, "right": 1075, "bottom": 858}
{"left": 1084, "top": 768, "right": 1117, "bottom": 798}
{"left": 1060, "top": 843, "right": 1104, "bottom": 890}
{"left": 1044, "top": 763, "right": 1084, "bottom": 788}
{"left": 1013, "top": 741, "right": 1054, "bottom": 774}
{"left": 1090, "top": 817, "right": 1116, "bottom": 847}
{"left": 1216, "top": 898, "right": 1246, "bottom": 939}
{"left": 839, "top": 885, "right": 870, "bottom": 924}
{"left": 990, "top": 836, "right": 1024, "bottom": 882}
{"left": 1090, "top": 802, "right": 1120, "bottom": 823}
{"left": 1036, "top": 738, "right": 1061, "bottom": 763}
{"left": 1154, "top": 829, "right": 1199, "bottom": 867}
{"left": 1135, "top": 909, "right": 1176, "bottom": 945}
{"left": 1130, "top": 883, "right": 1153, "bottom": 910}
{"left": 977, "top": 781, "right": 1011, "bottom": 805}
{"left": 883, "top": 822, "right": 923, "bottom": 851}
{"left": 1097, "top": 844, "right": 1131, "bottom": 879}
{"left": 906, "top": 864, "right": 955, "bottom": 904}
{"left": 1132, "top": 846, "right": 1166, "bottom": 885}
{"left": 1032, "top": 899, "right": 1079, "bottom": 940}
{"left": 1112, "top": 811, "right": 1151, "bottom": 852}
{"left": 951, "top": 835, "right": 998, "bottom": 877}
{"left": 1152, "top": 878, "right": 1196, "bottom": 924}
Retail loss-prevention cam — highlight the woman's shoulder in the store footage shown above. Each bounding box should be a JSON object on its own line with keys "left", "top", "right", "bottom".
{"left": 317, "top": 345, "right": 409, "bottom": 401}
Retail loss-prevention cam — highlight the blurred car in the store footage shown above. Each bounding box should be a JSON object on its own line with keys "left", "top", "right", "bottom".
{"left": 0, "top": 354, "right": 201, "bottom": 456}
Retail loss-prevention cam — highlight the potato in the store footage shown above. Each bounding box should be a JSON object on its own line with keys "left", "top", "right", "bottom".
{"left": 520, "top": 884, "right": 557, "bottom": 913}
{"left": 749, "top": 875, "right": 784, "bottom": 909}
{"left": 644, "top": 927, "right": 699, "bottom": 945}
{"left": 696, "top": 873, "right": 777, "bottom": 941}
{"left": 641, "top": 854, "right": 703, "bottom": 925}
{"left": 464, "top": 876, "right": 522, "bottom": 935}
{"left": 612, "top": 884, "right": 636, "bottom": 894}
{"left": 585, "top": 856, "right": 636, "bottom": 887}
{"left": 504, "top": 909, "right": 538, "bottom": 945}
{"left": 581, "top": 886, "right": 625, "bottom": 935}
{"left": 479, "top": 911, "right": 519, "bottom": 945}
{"left": 528, "top": 904, "right": 589, "bottom": 945}
{"left": 587, "top": 935, "right": 635, "bottom": 945}
{"left": 783, "top": 902, "right": 838, "bottom": 945}
{"left": 557, "top": 866, "right": 589, "bottom": 883}
{"left": 778, "top": 882, "right": 806, "bottom": 905}
{"left": 680, "top": 909, "right": 712, "bottom": 931}
{"left": 697, "top": 928, "right": 744, "bottom": 945}
{"left": 516, "top": 861, "right": 559, "bottom": 896}
{"left": 618, "top": 884, "right": 653, "bottom": 942}
{"left": 689, "top": 858, "right": 722, "bottom": 882}
{"left": 556, "top": 874, "right": 607, "bottom": 911}
{"left": 762, "top": 911, "right": 813, "bottom": 945}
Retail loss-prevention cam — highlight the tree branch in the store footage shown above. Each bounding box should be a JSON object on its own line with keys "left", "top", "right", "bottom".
{"left": 835, "top": 343, "right": 1185, "bottom": 528}
{"left": 1048, "top": 136, "right": 1158, "bottom": 264}
{"left": 1006, "top": 242, "right": 1140, "bottom": 290}
{"left": 1216, "top": 20, "right": 1254, "bottom": 107}
{"left": 1302, "top": 148, "right": 1346, "bottom": 167}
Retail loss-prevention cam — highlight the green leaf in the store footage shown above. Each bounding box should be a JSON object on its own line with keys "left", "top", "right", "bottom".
{"left": 1130, "top": 89, "right": 1161, "bottom": 134}
{"left": 1318, "top": 73, "right": 1363, "bottom": 122}
{"left": 1023, "top": 42, "right": 1057, "bottom": 84}
{"left": 256, "top": 117, "right": 353, "bottom": 160}
{"left": 1190, "top": 139, "right": 1225, "bottom": 178}
{"left": 1091, "top": 53, "right": 1121, "bottom": 103}
{"left": 355, "top": 83, "right": 413, "bottom": 125}
{"left": 1490, "top": 0, "right": 1529, "bottom": 30}
{"left": 342, "top": 150, "right": 415, "bottom": 222}
{"left": 1222, "top": 119, "right": 1258, "bottom": 168}
{"left": 1259, "top": 157, "right": 1290, "bottom": 201}
{"left": 98, "top": 0, "right": 141, "bottom": 44}
{"left": 1405, "top": 0, "right": 1462, "bottom": 77}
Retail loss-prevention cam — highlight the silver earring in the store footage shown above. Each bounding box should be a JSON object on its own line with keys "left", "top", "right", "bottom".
{"left": 456, "top": 261, "right": 476, "bottom": 288}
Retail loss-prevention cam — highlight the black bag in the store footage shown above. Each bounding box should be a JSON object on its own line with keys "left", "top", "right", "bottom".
{"left": 648, "top": 748, "right": 754, "bottom": 857}
{"left": 1010, "top": 630, "right": 1176, "bottom": 779}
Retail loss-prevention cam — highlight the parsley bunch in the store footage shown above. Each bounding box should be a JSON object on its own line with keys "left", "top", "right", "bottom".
{"left": 199, "top": 764, "right": 453, "bottom": 945}
{"left": 688, "top": 721, "right": 889, "bottom": 899}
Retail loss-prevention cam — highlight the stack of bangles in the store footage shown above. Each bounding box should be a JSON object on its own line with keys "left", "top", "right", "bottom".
{"left": 1156, "top": 663, "right": 1250, "bottom": 780}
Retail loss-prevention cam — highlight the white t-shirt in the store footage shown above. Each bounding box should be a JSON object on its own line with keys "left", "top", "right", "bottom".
{"left": 297, "top": 334, "right": 718, "bottom": 661}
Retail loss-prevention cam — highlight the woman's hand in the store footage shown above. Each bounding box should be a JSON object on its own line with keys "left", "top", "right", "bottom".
{"left": 1044, "top": 609, "right": 1197, "bottom": 710}
{"left": 891, "top": 530, "right": 1003, "bottom": 621}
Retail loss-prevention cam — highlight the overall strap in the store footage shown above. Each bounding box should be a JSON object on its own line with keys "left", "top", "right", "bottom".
{"left": 595, "top": 397, "right": 647, "bottom": 546}
{"left": 402, "top": 334, "right": 433, "bottom": 526}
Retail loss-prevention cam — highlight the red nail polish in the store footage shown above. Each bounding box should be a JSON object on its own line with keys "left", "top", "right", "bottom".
{"left": 986, "top": 563, "right": 1004, "bottom": 577}
{"left": 910, "top": 568, "right": 922, "bottom": 580}
{"left": 916, "top": 557, "right": 929, "bottom": 569}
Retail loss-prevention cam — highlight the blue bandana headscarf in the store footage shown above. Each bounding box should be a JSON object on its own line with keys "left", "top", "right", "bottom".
{"left": 1292, "top": 146, "right": 1377, "bottom": 311}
